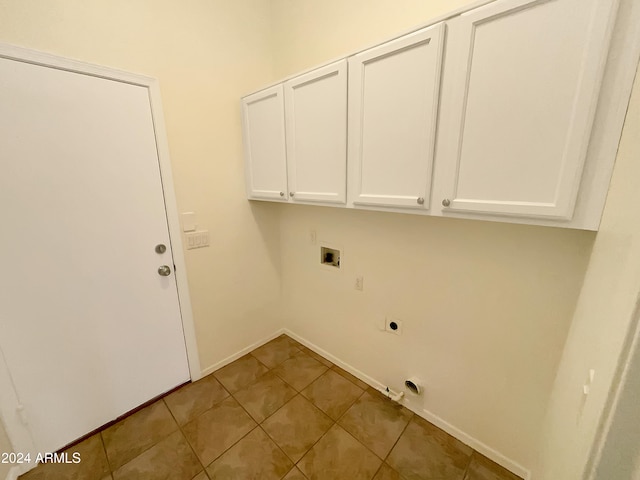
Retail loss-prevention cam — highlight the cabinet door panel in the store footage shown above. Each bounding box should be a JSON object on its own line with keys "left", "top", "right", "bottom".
{"left": 441, "top": 0, "right": 617, "bottom": 219}
{"left": 348, "top": 23, "right": 445, "bottom": 209}
{"left": 242, "top": 85, "right": 288, "bottom": 201}
{"left": 285, "top": 61, "right": 347, "bottom": 204}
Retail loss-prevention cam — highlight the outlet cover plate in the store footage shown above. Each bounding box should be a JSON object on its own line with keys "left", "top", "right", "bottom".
{"left": 386, "top": 317, "right": 403, "bottom": 335}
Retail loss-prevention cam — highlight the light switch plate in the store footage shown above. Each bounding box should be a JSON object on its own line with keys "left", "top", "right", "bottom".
{"left": 185, "top": 230, "right": 209, "bottom": 249}
{"left": 181, "top": 212, "right": 197, "bottom": 232}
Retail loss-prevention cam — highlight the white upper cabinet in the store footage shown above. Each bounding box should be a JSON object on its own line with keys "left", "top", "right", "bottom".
{"left": 285, "top": 60, "right": 348, "bottom": 204}
{"left": 348, "top": 23, "right": 445, "bottom": 210}
{"left": 241, "top": 0, "right": 632, "bottom": 230}
{"left": 242, "top": 85, "right": 288, "bottom": 201}
{"left": 436, "top": 0, "right": 618, "bottom": 220}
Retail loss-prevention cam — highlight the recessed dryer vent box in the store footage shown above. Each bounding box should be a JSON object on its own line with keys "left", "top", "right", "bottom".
{"left": 320, "top": 246, "right": 341, "bottom": 268}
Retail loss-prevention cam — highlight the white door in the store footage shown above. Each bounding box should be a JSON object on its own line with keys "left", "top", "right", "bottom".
{"left": 348, "top": 23, "right": 445, "bottom": 210}
{"left": 0, "top": 54, "right": 190, "bottom": 453}
{"left": 242, "top": 85, "right": 288, "bottom": 201}
{"left": 437, "top": 0, "right": 617, "bottom": 219}
{"left": 285, "top": 60, "right": 348, "bottom": 204}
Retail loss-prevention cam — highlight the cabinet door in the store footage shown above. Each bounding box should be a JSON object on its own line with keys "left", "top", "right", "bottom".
{"left": 439, "top": 0, "right": 617, "bottom": 219}
{"left": 348, "top": 23, "right": 445, "bottom": 210}
{"left": 242, "top": 85, "right": 288, "bottom": 201}
{"left": 285, "top": 60, "right": 347, "bottom": 204}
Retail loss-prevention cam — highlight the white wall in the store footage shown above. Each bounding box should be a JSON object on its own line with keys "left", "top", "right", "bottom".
{"left": 270, "top": 0, "right": 596, "bottom": 472}
{"left": 533, "top": 62, "right": 640, "bottom": 480}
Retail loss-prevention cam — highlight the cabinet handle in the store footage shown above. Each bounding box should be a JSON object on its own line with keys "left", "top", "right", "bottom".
{"left": 280, "top": 191, "right": 285, "bottom": 197}
{"left": 417, "top": 197, "right": 425, "bottom": 205}
{"left": 290, "top": 192, "right": 295, "bottom": 197}
{"left": 442, "top": 198, "right": 451, "bottom": 207}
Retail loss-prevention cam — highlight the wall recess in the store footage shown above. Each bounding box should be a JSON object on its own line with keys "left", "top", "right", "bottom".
{"left": 320, "top": 246, "right": 341, "bottom": 268}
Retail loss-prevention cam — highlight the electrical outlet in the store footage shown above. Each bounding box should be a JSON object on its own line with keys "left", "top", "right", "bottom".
{"left": 310, "top": 229, "right": 317, "bottom": 245}
{"left": 385, "top": 317, "right": 402, "bottom": 335}
{"left": 355, "top": 276, "right": 364, "bottom": 291}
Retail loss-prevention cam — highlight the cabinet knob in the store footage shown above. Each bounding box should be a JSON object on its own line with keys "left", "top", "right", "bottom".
{"left": 280, "top": 191, "right": 285, "bottom": 197}
{"left": 442, "top": 198, "right": 451, "bottom": 207}
{"left": 290, "top": 192, "right": 295, "bottom": 197}
{"left": 417, "top": 197, "right": 425, "bottom": 205}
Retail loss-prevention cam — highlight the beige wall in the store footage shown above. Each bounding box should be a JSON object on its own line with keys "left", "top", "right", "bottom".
{"left": 0, "top": 1, "right": 633, "bottom": 477}
{"left": 0, "top": 0, "right": 283, "bottom": 372}
{"left": 534, "top": 63, "right": 640, "bottom": 479}
{"left": 269, "top": 0, "right": 475, "bottom": 77}
{"left": 270, "top": 0, "right": 595, "bottom": 472}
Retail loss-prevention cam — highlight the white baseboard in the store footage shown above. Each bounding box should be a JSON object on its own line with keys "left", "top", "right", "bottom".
{"left": 200, "top": 329, "right": 285, "bottom": 378}
{"left": 282, "top": 329, "right": 389, "bottom": 391}
{"left": 419, "top": 408, "right": 530, "bottom": 480}
{"left": 283, "top": 328, "right": 531, "bottom": 480}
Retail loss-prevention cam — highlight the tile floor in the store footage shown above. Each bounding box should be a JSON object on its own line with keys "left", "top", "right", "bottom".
{"left": 20, "top": 335, "right": 522, "bottom": 480}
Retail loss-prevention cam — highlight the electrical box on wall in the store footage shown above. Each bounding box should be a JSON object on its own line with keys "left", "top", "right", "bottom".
{"left": 320, "top": 246, "right": 340, "bottom": 268}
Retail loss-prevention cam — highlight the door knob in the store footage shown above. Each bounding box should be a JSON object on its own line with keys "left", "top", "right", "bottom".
{"left": 442, "top": 198, "right": 451, "bottom": 207}
{"left": 155, "top": 244, "right": 167, "bottom": 254}
{"left": 158, "top": 265, "right": 171, "bottom": 276}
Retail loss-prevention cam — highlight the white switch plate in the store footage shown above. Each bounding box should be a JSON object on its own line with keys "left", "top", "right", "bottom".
{"left": 355, "top": 276, "right": 364, "bottom": 291}
{"left": 181, "top": 212, "right": 197, "bottom": 232}
{"left": 185, "top": 230, "right": 209, "bottom": 249}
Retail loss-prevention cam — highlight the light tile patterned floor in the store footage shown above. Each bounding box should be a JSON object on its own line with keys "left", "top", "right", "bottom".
{"left": 20, "top": 335, "right": 522, "bottom": 480}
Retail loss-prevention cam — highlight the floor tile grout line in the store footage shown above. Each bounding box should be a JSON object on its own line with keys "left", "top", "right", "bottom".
{"left": 98, "top": 430, "right": 114, "bottom": 476}
{"left": 337, "top": 417, "right": 389, "bottom": 464}
{"left": 328, "top": 361, "right": 368, "bottom": 386}
{"left": 202, "top": 419, "right": 260, "bottom": 472}
{"left": 234, "top": 375, "right": 325, "bottom": 473}
{"left": 382, "top": 411, "right": 414, "bottom": 465}
{"left": 334, "top": 388, "right": 367, "bottom": 424}
{"left": 163, "top": 397, "right": 211, "bottom": 478}
{"left": 333, "top": 388, "right": 414, "bottom": 469}
{"left": 184, "top": 385, "right": 263, "bottom": 472}
{"left": 268, "top": 353, "right": 328, "bottom": 394}
{"left": 255, "top": 423, "right": 298, "bottom": 476}
{"left": 259, "top": 391, "right": 335, "bottom": 465}
{"left": 290, "top": 414, "right": 338, "bottom": 472}
{"left": 100, "top": 399, "right": 182, "bottom": 476}
{"left": 197, "top": 340, "right": 301, "bottom": 474}
{"left": 370, "top": 462, "right": 386, "bottom": 480}
{"left": 250, "top": 338, "right": 303, "bottom": 370}
{"left": 461, "top": 449, "right": 475, "bottom": 480}
{"left": 254, "top": 387, "right": 336, "bottom": 468}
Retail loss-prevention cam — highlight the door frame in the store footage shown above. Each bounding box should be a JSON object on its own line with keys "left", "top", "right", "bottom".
{"left": 0, "top": 42, "right": 201, "bottom": 463}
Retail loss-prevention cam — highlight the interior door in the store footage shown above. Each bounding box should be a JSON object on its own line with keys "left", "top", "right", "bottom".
{"left": 0, "top": 55, "right": 190, "bottom": 453}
